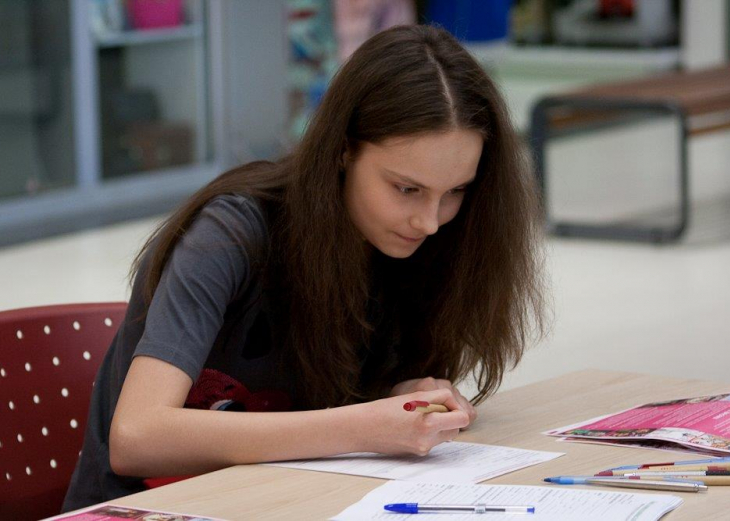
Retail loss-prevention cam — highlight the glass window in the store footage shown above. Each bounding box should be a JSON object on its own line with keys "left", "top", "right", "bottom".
{"left": 0, "top": 0, "right": 76, "bottom": 200}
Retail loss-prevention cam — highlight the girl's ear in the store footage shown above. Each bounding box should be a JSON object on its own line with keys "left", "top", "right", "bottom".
{"left": 342, "top": 139, "right": 358, "bottom": 172}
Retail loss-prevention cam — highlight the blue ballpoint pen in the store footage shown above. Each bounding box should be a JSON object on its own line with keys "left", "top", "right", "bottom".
{"left": 384, "top": 503, "right": 535, "bottom": 514}
{"left": 545, "top": 476, "right": 643, "bottom": 485}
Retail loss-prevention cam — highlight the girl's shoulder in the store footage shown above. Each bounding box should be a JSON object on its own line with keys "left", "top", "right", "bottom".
{"left": 185, "top": 192, "right": 272, "bottom": 263}
{"left": 204, "top": 191, "right": 269, "bottom": 232}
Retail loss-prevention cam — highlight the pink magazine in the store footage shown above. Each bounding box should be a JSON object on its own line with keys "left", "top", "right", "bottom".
{"left": 544, "top": 393, "right": 730, "bottom": 456}
{"left": 44, "top": 504, "right": 227, "bottom": 521}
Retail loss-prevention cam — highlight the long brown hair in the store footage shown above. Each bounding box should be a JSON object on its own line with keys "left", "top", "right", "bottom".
{"left": 132, "top": 25, "right": 547, "bottom": 409}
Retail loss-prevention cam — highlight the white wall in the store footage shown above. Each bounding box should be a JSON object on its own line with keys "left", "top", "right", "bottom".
{"left": 681, "top": 0, "right": 728, "bottom": 69}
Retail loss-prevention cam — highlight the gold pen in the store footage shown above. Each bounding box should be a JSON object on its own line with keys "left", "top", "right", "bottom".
{"left": 623, "top": 475, "right": 730, "bottom": 486}
{"left": 586, "top": 478, "right": 708, "bottom": 492}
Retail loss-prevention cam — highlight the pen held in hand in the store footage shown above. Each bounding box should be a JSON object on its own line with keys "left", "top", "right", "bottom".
{"left": 403, "top": 400, "right": 449, "bottom": 413}
{"left": 384, "top": 503, "right": 535, "bottom": 514}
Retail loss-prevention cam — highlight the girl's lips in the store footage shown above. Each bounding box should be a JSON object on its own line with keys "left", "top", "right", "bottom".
{"left": 396, "top": 233, "right": 425, "bottom": 242}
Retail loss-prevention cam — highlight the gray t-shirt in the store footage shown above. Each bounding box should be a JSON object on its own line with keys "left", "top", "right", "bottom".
{"left": 62, "top": 194, "right": 296, "bottom": 511}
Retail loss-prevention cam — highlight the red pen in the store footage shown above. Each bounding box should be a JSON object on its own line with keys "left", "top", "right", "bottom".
{"left": 403, "top": 400, "right": 449, "bottom": 413}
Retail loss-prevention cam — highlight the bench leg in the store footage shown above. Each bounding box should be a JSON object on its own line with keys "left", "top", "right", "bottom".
{"left": 530, "top": 97, "right": 689, "bottom": 244}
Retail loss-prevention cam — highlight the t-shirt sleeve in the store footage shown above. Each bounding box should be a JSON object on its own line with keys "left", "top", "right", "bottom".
{"left": 132, "top": 194, "right": 267, "bottom": 382}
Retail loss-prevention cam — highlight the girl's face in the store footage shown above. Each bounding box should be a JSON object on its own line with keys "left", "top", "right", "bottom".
{"left": 343, "top": 128, "right": 483, "bottom": 258}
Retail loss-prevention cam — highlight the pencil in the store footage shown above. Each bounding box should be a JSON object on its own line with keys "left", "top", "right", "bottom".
{"left": 403, "top": 400, "right": 449, "bottom": 413}
{"left": 638, "top": 463, "right": 730, "bottom": 472}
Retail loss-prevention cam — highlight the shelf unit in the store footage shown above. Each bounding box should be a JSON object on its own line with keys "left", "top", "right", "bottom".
{"left": 95, "top": 24, "right": 204, "bottom": 48}
{"left": 0, "top": 0, "right": 226, "bottom": 247}
{"left": 93, "top": 4, "right": 209, "bottom": 180}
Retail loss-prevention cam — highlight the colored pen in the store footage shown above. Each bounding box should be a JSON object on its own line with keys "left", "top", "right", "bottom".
{"left": 619, "top": 476, "right": 730, "bottom": 486}
{"left": 609, "top": 456, "right": 730, "bottom": 471}
{"left": 403, "top": 400, "right": 449, "bottom": 413}
{"left": 599, "top": 468, "right": 730, "bottom": 476}
{"left": 384, "top": 503, "right": 535, "bottom": 514}
{"left": 544, "top": 476, "right": 707, "bottom": 492}
{"left": 600, "top": 463, "right": 730, "bottom": 475}
{"left": 625, "top": 470, "right": 730, "bottom": 477}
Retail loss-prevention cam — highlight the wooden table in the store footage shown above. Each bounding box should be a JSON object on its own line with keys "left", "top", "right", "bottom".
{"left": 108, "top": 370, "right": 730, "bottom": 520}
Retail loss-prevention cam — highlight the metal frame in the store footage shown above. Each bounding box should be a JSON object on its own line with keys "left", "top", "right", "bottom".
{"left": 530, "top": 96, "right": 690, "bottom": 244}
{"left": 71, "top": 0, "right": 100, "bottom": 190}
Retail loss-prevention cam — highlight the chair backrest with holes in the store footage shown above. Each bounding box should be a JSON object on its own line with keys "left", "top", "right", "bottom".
{"left": 0, "top": 302, "right": 128, "bottom": 520}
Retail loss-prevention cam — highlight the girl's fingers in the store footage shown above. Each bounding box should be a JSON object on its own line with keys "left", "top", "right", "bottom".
{"left": 415, "top": 388, "right": 463, "bottom": 412}
{"left": 425, "top": 409, "right": 471, "bottom": 432}
{"left": 447, "top": 386, "right": 476, "bottom": 420}
{"left": 416, "top": 387, "right": 475, "bottom": 419}
{"left": 455, "top": 391, "right": 477, "bottom": 421}
{"left": 437, "top": 428, "right": 460, "bottom": 444}
{"left": 406, "top": 388, "right": 476, "bottom": 429}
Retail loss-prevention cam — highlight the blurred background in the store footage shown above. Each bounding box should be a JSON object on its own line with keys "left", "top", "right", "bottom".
{"left": 0, "top": 0, "right": 729, "bottom": 391}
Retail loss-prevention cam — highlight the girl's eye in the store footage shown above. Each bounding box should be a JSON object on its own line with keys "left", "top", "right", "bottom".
{"left": 448, "top": 187, "right": 467, "bottom": 195}
{"left": 396, "top": 185, "right": 418, "bottom": 195}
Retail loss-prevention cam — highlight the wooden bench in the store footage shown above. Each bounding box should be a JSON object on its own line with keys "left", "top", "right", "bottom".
{"left": 530, "top": 66, "right": 730, "bottom": 243}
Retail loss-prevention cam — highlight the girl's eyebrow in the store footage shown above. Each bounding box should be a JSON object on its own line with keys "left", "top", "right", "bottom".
{"left": 383, "top": 168, "right": 475, "bottom": 191}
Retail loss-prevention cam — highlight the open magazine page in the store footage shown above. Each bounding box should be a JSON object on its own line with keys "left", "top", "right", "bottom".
{"left": 544, "top": 394, "right": 730, "bottom": 455}
{"left": 45, "top": 504, "right": 226, "bottom": 521}
{"left": 555, "top": 436, "right": 728, "bottom": 457}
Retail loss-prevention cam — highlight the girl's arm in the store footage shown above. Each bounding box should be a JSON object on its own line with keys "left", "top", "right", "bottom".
{"left": 109, "top": 355, "right": 470, "bottom": 478}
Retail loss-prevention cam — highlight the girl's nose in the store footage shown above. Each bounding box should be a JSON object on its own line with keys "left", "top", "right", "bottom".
{"left": 410, "top": 202, "right": 439, "bottom": 236}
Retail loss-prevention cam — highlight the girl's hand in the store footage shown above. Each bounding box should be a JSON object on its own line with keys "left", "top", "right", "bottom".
{"left": 389, "top": 377, "right": 477, "bottom": 428}
{"left": 356, "top": 388, "right": 470, "bottom": 456}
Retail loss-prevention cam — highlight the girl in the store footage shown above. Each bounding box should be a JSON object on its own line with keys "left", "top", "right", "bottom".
{"left": 63, "top": 24, "right": 546, "bottom": 511}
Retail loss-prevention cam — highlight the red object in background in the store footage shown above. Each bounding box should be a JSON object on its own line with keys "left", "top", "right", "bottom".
{"left": 128, "top": 0, "right": 184, "bottom": 30}
{"left": 600, "top": 0, "right": 634, "bottom": 18}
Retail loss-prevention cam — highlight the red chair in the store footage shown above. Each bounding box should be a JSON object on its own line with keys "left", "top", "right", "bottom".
{"left": 0, "top": 302, "right": 127, "bottom": 520}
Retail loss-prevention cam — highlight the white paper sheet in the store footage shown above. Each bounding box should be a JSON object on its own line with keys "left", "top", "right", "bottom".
{"left": 265, "top": 441, "right": 563, "bottom": 483}
{"left": 331, "top": 481, "right": 683, "bottom": 521}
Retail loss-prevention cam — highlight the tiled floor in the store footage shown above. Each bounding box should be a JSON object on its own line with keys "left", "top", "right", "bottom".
{"left": 1, "top": 212, "right": 729, "bottom": 395}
